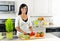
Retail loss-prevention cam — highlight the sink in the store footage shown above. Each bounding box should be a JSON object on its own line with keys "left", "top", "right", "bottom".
{"left": 51, "top": 32, "right": 60, "bottom": 38}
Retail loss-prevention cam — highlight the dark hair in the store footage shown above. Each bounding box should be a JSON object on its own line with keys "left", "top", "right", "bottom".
{"left": 18, "top": 4, "right": 28, "bottom": 15}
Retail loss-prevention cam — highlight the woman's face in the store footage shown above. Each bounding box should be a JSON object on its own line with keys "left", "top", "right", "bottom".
{"left": 21, "top": 6, "right": 27, "bottom": 14}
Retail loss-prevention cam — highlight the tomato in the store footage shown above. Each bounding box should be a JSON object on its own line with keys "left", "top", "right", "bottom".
{"left": 31, "top": 31, "right": 35, "bottom": 35}
{"left": 29, "top": 34, "right": 33, "bottom": 36}
{"left": 29, "top": 31, "right": 35, "bottom": 36}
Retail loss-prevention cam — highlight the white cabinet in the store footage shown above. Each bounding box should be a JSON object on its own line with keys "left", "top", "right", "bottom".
{"left": 30, "top": 0, "right": 52, "bottom": 16}
{"left": 16, "top": 0, "right": 52, "bottom": 16}
{"left": 33, "top": 0, "right": 48, "bottom": 16}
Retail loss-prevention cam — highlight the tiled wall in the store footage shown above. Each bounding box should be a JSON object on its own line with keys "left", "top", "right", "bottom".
{"left": 30, "top": 16, "right": 53, "bottom": 23}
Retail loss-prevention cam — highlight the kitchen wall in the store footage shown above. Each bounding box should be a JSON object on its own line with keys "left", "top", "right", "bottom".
{"left": 31, "top": 16, "right": 53, "bottom": 22}
{"left": 30, "top": 16, "right": 53, "bottom": 26}
{"left": 0, "top": 0, "right": 53, "bottom": 23}
{"left": 53, "top": 0, "right": 60, "bottom": 25}
{"left": 0, "top": 14, "right": 16, "bottom": 19}
{"left": 0, "top": 0, "right": 16, "bottom": 19}
{"left": 15, "top": 0, "right": 53, "bottom": 23}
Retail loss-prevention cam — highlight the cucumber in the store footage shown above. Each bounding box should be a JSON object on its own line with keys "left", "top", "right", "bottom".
{"left": 19, "top": 34, "right": 30, "bottom": 39}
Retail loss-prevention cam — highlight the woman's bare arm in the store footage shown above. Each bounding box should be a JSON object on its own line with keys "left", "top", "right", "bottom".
{"left": 29, "top": 26, "right": 33, "bottom": 32}
{"left": 15, "top": 27, "right": 26, "bottom": 34}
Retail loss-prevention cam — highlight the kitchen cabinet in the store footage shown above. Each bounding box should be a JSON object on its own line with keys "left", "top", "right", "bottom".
{"left": 16, "top": 0, "right": 52, "bottom": 16}
{"left": 52, "top": 32, "right": 60, "bottom": 38}
{"left": 33, "top": 0, "right": 48, "bottom": 16}
{"left": 46, "top": 28, "right": 57, "bottom": 33}
{"left": 31, "top": 0, "right": 52, "bottom": 16}
{"left": 46, "top": 27, "right": 60, "bottom": 33}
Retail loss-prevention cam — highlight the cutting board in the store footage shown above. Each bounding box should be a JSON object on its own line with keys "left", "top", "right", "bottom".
{"left": 19, "top": 35, "right": 45, "bottom": 40}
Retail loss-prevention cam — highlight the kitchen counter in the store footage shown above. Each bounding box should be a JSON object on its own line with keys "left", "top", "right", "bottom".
{"left": 1, "top": 33, "right": 60, "bottom": 41}
{"left": 46, "top": 24, "right": 60, "bottom": 28}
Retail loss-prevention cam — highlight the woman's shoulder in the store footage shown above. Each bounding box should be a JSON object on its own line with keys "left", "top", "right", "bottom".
{"left": 28, "top": 15, "right": 30, "bottom": 18}
{"left": 27, "top": 15, "right": 31, "bottom": 20}
{"left": 16, "top": 15, "right": 20, "bottom": 17}
{"left": 15, "top": 15, "right": 21, "bottom": 19}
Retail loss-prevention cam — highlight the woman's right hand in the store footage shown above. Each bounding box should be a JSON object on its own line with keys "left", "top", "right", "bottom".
{"left": 23, "top": 32, "right": 27, "bottom": 35}
{"left": 23, "top": 32, "right": 30, "bottom": 35}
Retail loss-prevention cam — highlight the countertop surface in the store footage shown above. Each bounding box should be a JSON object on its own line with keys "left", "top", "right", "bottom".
{"left": 46, "top": 24, "right": 60, "bottom": 28}
{"left": 0, "top": 33, "right": 60, "bottom": 41}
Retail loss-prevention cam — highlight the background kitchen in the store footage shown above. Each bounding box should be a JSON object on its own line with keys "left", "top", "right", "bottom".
{"left": 0, "top": 0, "right": 60, "bottom": 40}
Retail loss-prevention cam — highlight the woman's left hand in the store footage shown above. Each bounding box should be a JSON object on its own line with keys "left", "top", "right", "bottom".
{"left": 29, "top": 26, "right": 33, "bottom": 31}
{"left": 24, "top": 33, "right": 30, "bottom": 35}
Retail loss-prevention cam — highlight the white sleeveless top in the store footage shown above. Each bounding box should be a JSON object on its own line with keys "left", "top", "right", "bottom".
{"left": 15, "top": 15, "right": 32, "bottom": 36}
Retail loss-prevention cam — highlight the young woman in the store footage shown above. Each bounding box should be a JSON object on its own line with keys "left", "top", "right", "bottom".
{"left": 15, "top": 4, "right": 33, "bottom": 36}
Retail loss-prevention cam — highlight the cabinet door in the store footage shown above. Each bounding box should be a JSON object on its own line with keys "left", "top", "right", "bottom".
{"left": 16, "top": 0, "right": 52, "bottom": 16}
{"left": 32, "top": 0, "right": 49, "bottom": 16}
